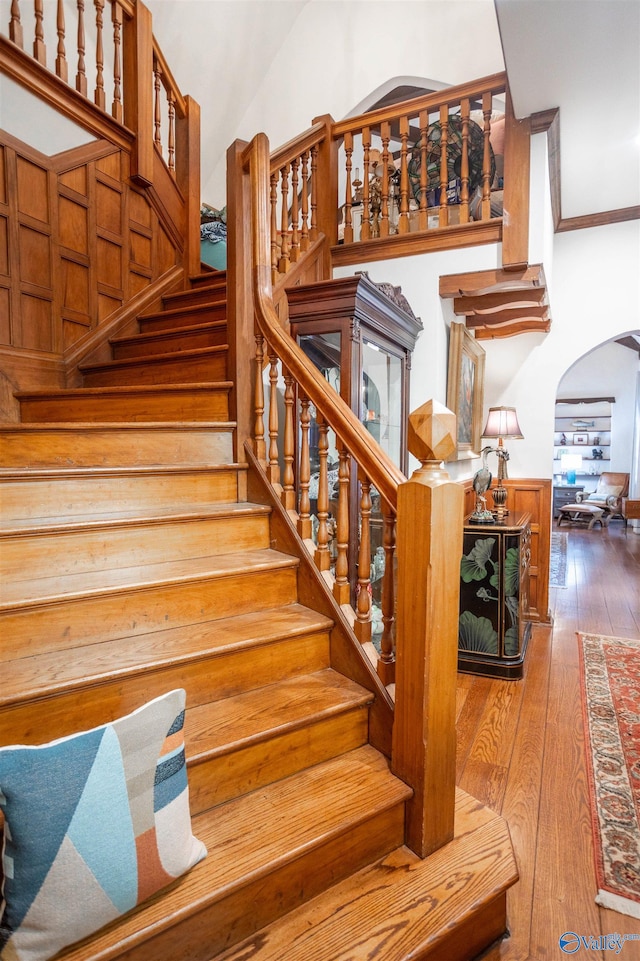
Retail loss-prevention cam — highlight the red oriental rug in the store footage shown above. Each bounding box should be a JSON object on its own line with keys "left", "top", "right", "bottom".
{"left": 578, "top": 633, "right": 640, "bottom": 918}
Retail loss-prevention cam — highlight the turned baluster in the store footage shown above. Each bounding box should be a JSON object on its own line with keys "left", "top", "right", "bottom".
{"left": 269, "top": 171, "right": 279, "bottom": 284}
{"left": 167, "top": 90, "right": 176, "bottom": 173}
{"left": 55, "top": 0, "right": 67, "bottom": 81}
{"left": 76, "top": 0, "right": 87, "bottom": 96}
{"left": 94, "top": 0, "right": 106, "bottom": 110}
{"left": 281, "top": 369, "right": 296, "bottom": 510}
{"left": 459, "top": 98, "right": 470, "bottom": 222}
{"left": 111, "top": 2, "right": 123, "bottom": 122}
{"left": 379, "top": 122, "right": 390, "bottom": 238}
{"left": 481, "top": 91, "right": 493, "bottom": 220}
{"left": 10, "top": 1, "right": 24, "bottom": 48}
{"left": 418, "top": 109, "right": 429, "bottom": 230}
{"left": 310, "top": 144, "right": 319, "bottom": 240}
{"left": 377, "top": 507, "right": 396, "bottom": 685}
{"left": 343, "top": 131, "right": 354, "bottom": 244}
{"left": 438, "top": 104, "right": 449, "bottom": 227}
{"left": 314, "top": 416, "right": 331, "bottom": 572}
{"left": 153, "top": 57, "right": 162, "bottom": 149}
{"left": 33, "top": 0, "right": 46, "bottom": 65}
{"left": 298, "top": 395, "right": 312, "bottom": 540}
{"left": 253, "top": 333, "right": 266, "bottom": 464}
{"left": 398, "top": 116, "right": 410, "bottom": 234}
{"left": 354, "top": 473, "right": 372, "bottom": 643}
{"left": 267, "top": 351, "right": 280, "bottom": 484}
{"left": 290, "top": 156, "right": 300, "bottom": 261}
{"left": 360, "top": 126, "right": 371, "bottom": 241}
{"left": 300, "top": 151, "right": 310, "bottom": 251}
{"left": 278, "top": 164, "right": 290, "bottom": 273}
{"left": 333, "top": 446, "right": 350, "bottom": 606}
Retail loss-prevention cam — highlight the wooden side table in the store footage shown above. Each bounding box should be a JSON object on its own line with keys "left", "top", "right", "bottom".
{"left": 621, "top": 498, "right": 640, "bottom": 533}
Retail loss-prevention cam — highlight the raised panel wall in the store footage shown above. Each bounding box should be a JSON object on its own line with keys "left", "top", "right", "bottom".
{"left": 0, "top": 132, "right": 182, "bottom": 419}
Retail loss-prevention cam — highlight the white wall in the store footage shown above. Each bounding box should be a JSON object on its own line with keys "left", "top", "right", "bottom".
{"left": 174, "top": 0, "right": 505, "bottom": 205}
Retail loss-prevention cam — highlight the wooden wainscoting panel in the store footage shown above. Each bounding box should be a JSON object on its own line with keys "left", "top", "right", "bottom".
{"left": 96, "top": 178, "right": 123, "bottom": 235}
{"left": 0, "top": 286, "right": 10, "bottom": 343}
{"left": 16, "top": 155, "right": 50, "bottom": 222}
{"left": 18, "top": 291, "right": 54, "bottom": 352}
{"left": 58, "top": 194, "right": 88, "bottom": 252}
{"left": 0, "top": 145, "right": 6, "bottom": 203}
{"left": 0, "top": 215, "right": 8, "bottom": 276}
{"left": 59, "top": 165, "right": 88, "bottom": 194}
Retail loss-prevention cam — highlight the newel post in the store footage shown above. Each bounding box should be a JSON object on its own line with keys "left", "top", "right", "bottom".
{"left": 122, "top": 0, "right": 154, "bottom": 187}
{"left": 226, "top": 138, "right": 254, "bottom": 464}
{"left": 391, "top": 400, "right": 464, "bottom": 858}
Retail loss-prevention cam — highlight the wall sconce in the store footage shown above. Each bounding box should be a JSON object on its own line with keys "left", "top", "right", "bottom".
{"left": 481, "top": 406, "right": 524, "bottom": 523}
{"left": 561, "top": 453, "right": 583, "bottom": 486}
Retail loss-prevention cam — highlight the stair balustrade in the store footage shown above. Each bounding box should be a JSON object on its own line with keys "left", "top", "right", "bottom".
{"left": 233, "top": 130, "right": 465, "bottom": 858}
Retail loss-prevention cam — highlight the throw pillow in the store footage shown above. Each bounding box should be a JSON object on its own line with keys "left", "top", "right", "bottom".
{"left": 0, "top": 689, "right": 206, "bottom": 961}
{"left": 587, "top": 484, "right": 623, "bottom": 502}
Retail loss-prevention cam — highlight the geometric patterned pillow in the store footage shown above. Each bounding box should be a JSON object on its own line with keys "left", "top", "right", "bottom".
{"left": 0, "top": 690, "right": 206, "bottom": 961}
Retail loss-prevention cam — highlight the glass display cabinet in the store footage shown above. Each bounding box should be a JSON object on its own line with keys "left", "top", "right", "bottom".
{"left": 287, "top": 272, "right": 423, "bottom": 609}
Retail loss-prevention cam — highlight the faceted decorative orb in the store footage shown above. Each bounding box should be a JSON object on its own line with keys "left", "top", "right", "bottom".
{"left": 407, "top": 399, "right": 456, "bottom": 462}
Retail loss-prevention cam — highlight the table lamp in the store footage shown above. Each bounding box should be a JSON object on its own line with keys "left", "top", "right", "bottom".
{"left": 482, "top": 406, "right": 524, "bottom": 522}
{"left": 561, "top": 453, "right": 583, "bottom": 486}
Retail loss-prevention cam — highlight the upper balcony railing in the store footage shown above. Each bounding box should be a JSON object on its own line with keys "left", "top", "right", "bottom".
{"left": 266, "top": 71, "right": 530, "bottom": 278}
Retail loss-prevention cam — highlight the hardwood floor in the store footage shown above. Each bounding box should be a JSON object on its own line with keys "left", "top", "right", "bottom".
{"left": 457, "top": 521, "right": 640, "bottom": 961}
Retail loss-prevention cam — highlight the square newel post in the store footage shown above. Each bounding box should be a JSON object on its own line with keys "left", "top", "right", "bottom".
{"left": 391, "top": 400, "right": 464, "bottom": 858}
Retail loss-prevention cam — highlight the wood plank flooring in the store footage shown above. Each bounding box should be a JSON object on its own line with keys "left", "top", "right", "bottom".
{"left": 457, "top": 521, "right": 640, "bottom": 961}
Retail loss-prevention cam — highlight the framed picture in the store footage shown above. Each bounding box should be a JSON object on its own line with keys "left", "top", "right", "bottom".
{"left": 446, "top": 322, "right": 486, "bottom": 460}
{"left": 573, "top": 432, "right": 589, "bottom": 445}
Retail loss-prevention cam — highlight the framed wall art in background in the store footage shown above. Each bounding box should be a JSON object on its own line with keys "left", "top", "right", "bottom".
{"left": 573, "top": 432, "right": 589, "bottom": 445}
{"left": 446, "top": 321, "right": 486, "bottom": 460}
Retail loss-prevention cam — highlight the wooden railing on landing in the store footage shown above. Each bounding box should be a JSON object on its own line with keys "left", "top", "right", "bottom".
{"left": 265, "top": 72, "right": 530, "bottom": 276}
{"left": 1, "top": 0, "right": 200, "bottom": 271}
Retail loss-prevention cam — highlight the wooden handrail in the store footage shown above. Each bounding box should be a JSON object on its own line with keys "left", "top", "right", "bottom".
{"left": 246, "top": 132, "right": 406, "bottom": 513}
{"left": 333, "top": 71, "right": 506, "bottom": 136}
{"left": 270, "top": 120, "right": 327, "bottom": 171}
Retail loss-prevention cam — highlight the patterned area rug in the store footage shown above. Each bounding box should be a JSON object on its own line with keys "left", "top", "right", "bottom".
{"left": 578, "top": 633, "right": 640, "bottom": 918}
{"left": 550, "top": 531, "right": 568, "bottom": 587}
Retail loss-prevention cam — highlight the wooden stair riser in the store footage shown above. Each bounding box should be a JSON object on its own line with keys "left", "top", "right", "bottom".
{"left": 111, "top": 322, "right": 228, "bottom": 360}
{"left": 188, "top": 706, "right": 370, "bottom": 812}
{"left": 0, "top": 426, "right": 234, "bottom": 469}
{"left": 17, "top": 386, "right": 232, "bottom": 423}
{"left": 0, "top": 632, "right": 331, "bottom": 748}
{"left": 1, "top": 468, "right": 241, "bottom": 520}
{"left": 163, "top": 284, "right": 228, "bottom": 309}
{"left": 107, "top": 805, "right": 406, "bottom": 961}
{"left": 81, "top": 348, "right": 228, "bottom": 388}
{"left": 1, "top": 512, "right": 271, "bottom": 581}
{"left": 1, "top": 566, "right": 299, "bottom": 658}
{"left": 138, "top": 302, "right": 227, "bottom": 332}
{"left": 189, "top": 270, "right": 226, "bottom": 289}
{"left": 214, "top": 791, "right": 517, "bottom": 961}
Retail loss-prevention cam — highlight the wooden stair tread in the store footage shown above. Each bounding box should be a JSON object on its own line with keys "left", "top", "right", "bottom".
{"left": 0, "top": 604, "right": 334, "bottom": 706}
{"left": 0, "top": 462, "right": 244, "bottom": 481}
{"left": 80, "top": 345, "right": 228, "bottom": 374}
{"left": 186, "top": 669, "right": 372, "bottom": 762}
{"left": 59, "top": 746, "right": 411, "bottom": 961}
{"left": 110, "top": 320, "right": 227, "bottom": 345}
{"left": 138, "top": 303, "right": 227, "bottom": 323}
{"left": 0, "top": 501, "right": 271, "bottom": 535}
{"left": 15, "top": 383, "right": 234, "bottom": 400}
{"left": 0, "top": 547, "right": 298, "bottom": 608}
{"left": 215, "top": 789, "right": 518, "bottom": 961}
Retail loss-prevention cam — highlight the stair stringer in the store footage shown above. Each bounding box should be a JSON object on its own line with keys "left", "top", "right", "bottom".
{"left": 244, "top": 441, "right": 395, "bottom": 759}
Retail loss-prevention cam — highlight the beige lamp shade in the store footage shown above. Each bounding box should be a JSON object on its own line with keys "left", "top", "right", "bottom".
{"left": 482, "top": 406, "right": 524, "bottom": 441}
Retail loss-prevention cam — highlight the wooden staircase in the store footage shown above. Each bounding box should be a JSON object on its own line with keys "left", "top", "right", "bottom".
{"left": 0, "top": 271, "right": 517, "bottom": 961}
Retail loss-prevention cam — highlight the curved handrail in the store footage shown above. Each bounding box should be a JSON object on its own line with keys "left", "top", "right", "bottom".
{"left": 246, "top": 132, "right": 406, "bottom": 512}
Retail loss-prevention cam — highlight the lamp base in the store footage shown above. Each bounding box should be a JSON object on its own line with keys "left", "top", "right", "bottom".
{"left": 492, "top": 482, "right": 509, "bottom": 523}
{"left": 566, "top": 469, "right": 576, "bottom": 485}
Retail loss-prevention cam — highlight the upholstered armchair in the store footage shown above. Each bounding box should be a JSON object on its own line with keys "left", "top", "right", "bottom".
{"left": 575, "top": 472, "right": 630, "bottom": 519}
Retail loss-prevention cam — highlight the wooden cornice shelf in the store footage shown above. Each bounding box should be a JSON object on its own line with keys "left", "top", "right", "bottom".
{"left": 440, "top": 263, "right": 551, "bottom": 339}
